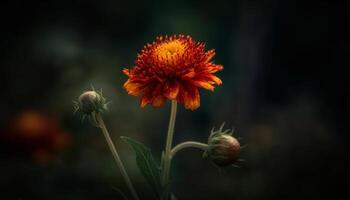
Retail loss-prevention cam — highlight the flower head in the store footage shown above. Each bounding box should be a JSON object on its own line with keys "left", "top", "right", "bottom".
{"left": 123, "top": 35, "right": 223, "bottom": 110}
{"left": 2, "top": 111, "right": 71, "bottom": 163}
{"left": 73, "top": 90, "right": 108, "bottom": 115}
{"left": 73, "top": 89, "right": 109, "bottom": 126}
{"left": 204, "top": 123, "right": 240, "bottom": 167}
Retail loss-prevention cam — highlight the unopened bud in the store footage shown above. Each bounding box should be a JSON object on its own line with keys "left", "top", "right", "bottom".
{"left": 78, "top": 91, "right": 100, "bottom": 114}
{"left": 73, "top": 89, "right": 109, "bottom": 122}
{"left": 204, "top": 124, "right": 240, "bottom": 167}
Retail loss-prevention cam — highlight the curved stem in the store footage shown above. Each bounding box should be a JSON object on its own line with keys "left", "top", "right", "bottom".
{"left": 96, "top": 113, "right": 140, "bottom": 200}
{"left": 171, "top": 141, "right": 208, "bottom": 158}
{"left": 161, "top": 100, "right": 177, "bottom": 200}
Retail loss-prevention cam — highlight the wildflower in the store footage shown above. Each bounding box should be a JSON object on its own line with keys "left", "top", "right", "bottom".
{"left": 74, "top": 90, "right": 108, "bottom": 115}
{"left": 73, "top": 89, "right": 110, "bottom": 126}
{"left": 123, "top": 35, "right": 223, "bottom": 110}
{"left": 2, "top": 111, "right": 71, "bottom": 163}
{"left": 204, "top": 124, "right": 240, "bottom": 166}
{"left": 73, "top": 90, "right": 140, "bottom": 200}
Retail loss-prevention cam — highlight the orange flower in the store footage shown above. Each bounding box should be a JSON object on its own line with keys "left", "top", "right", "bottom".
{"left": 2, "top": 111, "right": 71, "bottom": 163}
{"left": 123, "top": 35, "right": 223, "bottom": 110}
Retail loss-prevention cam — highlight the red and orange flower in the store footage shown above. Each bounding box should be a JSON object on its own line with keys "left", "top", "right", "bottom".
{"left": 123, "top": 35, "right": 223, "bottom": 110}
{"left": 2, "top": 111, "right": 71, "bottom": 163}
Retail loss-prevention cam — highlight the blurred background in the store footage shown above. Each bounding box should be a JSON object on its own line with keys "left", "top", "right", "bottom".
{"left": 0, "top": 0, "right": 346, "bottom": 199}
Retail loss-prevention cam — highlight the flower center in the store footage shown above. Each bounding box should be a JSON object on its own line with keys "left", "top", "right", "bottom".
{"left": 155, "top": 40, "right": 185, "bottom": 60}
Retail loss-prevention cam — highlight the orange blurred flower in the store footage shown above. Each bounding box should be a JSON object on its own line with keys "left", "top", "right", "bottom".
{"left": 2, "top": 111, "right": 71, "bottom": 163}
{"left": 123, "top": 35, "right": 223, "bottom": 110}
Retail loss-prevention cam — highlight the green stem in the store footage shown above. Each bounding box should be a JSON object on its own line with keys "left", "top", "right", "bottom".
{"left": 161, "top": 100, "right": 178, "bottom": 200}
{"left": 171, "top": 141, "right": 208, "bottom": 158}
{"left": 96, "top": 113, "right": 140, "bottom": 200}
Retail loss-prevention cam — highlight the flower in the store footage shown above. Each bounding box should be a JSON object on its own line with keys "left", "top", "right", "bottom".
{"left": 123, "top": 34, "right": 223, "bottom": 110}
{"left": 204, "top": 124, "right": 240, "bottom": 166}
{"left": 73, "top": 89, "right": 110, "bottom": 126}
{"left": 1, "top": 111, "right": 71, "bottom": 163}
{"left": 74, "top": 90, "right": 108, "bottom": 115}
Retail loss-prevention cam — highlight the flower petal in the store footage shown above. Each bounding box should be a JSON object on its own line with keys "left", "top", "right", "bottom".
{"left": 199, "top": 74, "right": 222, "bottom": 85}
{"left": 207, "top": 64, "right": 223, "bottom": 73}
{"left": 123, "top": 68, "right": 131, "bottom": 76}
{"left": 151, "top": 95, "right": 166, "bottom": 107}
{"left": 139, "top": 84, "right": 157, "bottom": 107}
{"left": 183, "top": 69, "right": 196, "bottom": 79}
{"left": 140, "top": 95, "right": 151, "bottom": 108}
{"left": 182, "top": 85, "right": 200, "bottom": 110}
{"left": 208, "top": 75, "right": 222, "bottom": 85}
{"left": 191, "top": 80, "right": 215, "bottom": 91}
{"left": 205, "top": 50, "right": 215, "bottom": 62}
{"left": 163, "top": 81, "right": 180, "bottom": 99}
{"left": 140, "top": 84, "right": 166, "bottom": 108}
{"left": 123, "top": 80, "right": 144, "bottom": 96}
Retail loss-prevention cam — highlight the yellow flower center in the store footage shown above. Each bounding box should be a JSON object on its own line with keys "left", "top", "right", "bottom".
{"left": 155, "top": 40, "right": 185, "bottom": 61}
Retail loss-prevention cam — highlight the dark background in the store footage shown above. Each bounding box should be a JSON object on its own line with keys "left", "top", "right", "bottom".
{"left": 0, "top": 0, "right": 346, "bottom": 200}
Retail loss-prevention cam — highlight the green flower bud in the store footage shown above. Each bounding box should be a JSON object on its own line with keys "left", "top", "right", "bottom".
{"left": 73, "top": 89, "right": 109, "bottom": 126}
{"left": 204, "top": 124, "right": 240, "bottom": 167}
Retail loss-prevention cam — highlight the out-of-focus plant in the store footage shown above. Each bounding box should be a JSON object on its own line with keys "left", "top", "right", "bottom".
{"left": 74, "top": 35, "right": 242, "bottom": 200}
{"left": 2, "top": 111, "right": 71, "bottom": 163}
{"left": 74, "top": 89, "right": 139, "bottom": 200}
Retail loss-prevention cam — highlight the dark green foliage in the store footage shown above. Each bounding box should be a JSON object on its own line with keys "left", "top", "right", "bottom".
{"left": 121, "top": 136, "right": 162, "bottom": 199}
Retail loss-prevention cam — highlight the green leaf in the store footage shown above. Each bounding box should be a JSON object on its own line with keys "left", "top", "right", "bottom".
{"left": 121, "top": 136, "right": 162, "bottom": 199}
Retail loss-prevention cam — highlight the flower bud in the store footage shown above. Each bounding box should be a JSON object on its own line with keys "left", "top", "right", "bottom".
{"left": 204, "top": 124, "right": 240, "bottom": 167}
{"left": 73, "top": 89, "right": 109, "bottom": 126}
{"left": 79, "top": 91, "right": 99, "bottom": 113}
{"left": 73, "top": 89, "right": 108, "bottom": 116}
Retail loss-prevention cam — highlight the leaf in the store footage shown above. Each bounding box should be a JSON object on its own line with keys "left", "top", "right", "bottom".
{"left": 121, "top": 136, "right": 162, "bottom": 199}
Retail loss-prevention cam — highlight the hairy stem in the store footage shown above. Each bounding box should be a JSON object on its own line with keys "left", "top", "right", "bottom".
{"left": 96, "top": 113, "right": 140, "bottom": 200}
{"left": 171, "top": 141, "right": 208, "bottom": 158}
{"left": 161, "top": 100, "right": 177, "bottom": 200}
